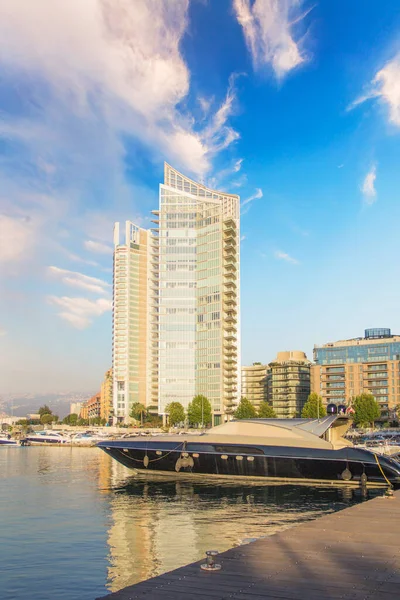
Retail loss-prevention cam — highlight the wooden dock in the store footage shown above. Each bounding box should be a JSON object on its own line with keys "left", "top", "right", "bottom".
{"left": 98, "top": 490, "right": 400, "bottom": 600}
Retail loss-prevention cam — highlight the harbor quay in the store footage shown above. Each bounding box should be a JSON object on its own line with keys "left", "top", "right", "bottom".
{"left": 98, "top": 489, "right": 400, "bottom": 600}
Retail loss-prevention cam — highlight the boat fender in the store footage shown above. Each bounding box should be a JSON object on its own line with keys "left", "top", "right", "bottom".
{"left": 143, "top": 455, "right": 149, "bottom": 468}
{"left": 341, "top": 467, "right": 352, "bottom": 481}
{"left": 175, "top": 454, "right": 194, "bottom": 472}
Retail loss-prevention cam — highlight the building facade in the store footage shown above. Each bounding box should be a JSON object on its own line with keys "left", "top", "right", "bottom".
{"left": 312, "top": 328, "right": 400, "bottom": 420}
{"left": 267, "top": 351, "right": 311, "bottom": 418}
{"left": 87, "top": 393, "right": 101, "bottom": 421}
{"left": 100, "top": 368, "right": 113, "bottom": 423}
{"left": 79, "top": 402, "right": 88, "bottom": 421}
{"left": 241, "top": 363, "right": 268, "bottom": 409}
{"left": 112, "top": 163, "right": 240, "bottom": 425}
{"left": 112, "top": 221, "right": 158, "bottom": 423}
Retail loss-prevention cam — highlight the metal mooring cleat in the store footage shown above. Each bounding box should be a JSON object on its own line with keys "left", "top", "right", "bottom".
{"left": 385, "top": 487, "right": 394, "bottom": 498}
{"left": 201, "top": 550, "right": 221, "bottom": 571}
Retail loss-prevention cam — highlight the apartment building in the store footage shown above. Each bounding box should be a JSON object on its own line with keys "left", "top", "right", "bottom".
{"left": 100, "top": 368, "right": 113, "bottom": 423}
{"left": 267, "top": 351, "right": 311, "bottom": 418}
{"left": 312, "top": 328, "right": 400, "bottom": 420}
{"left": 112, "top": 163, "right": 240, "bottom": 425}
{"left": 241, "top": 363, "right": 268, "bottom": 409}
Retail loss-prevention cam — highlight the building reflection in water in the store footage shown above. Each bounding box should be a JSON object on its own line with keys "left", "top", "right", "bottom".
{"left": 97, "top": 453, "right": 374, "bottom": 593}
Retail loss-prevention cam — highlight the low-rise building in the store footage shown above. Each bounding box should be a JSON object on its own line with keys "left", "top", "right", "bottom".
{"left": 267, "top": 351, "right": 311, "bottom": 418}
{"left": 312, "top": 328, "right": 400, "bottom": 420}
{"left": 241, "top": 363, "right": 268, "bottom": 409}
{"left": 26, "top": 413, "right": 41, "bottom": 422}
{"left": 87, "top": 393, "right": 101, "bottom": 421}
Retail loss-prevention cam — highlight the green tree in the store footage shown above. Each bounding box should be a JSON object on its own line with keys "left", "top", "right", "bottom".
{"left": 257, "top": 402, "right": 276, "bottom": 418}
{"left": 41, "top": 413, "right": 54, "bottom": 425}
{"left": 77, "top": 418, "right": 89, "bottom": 426}
{"left": 130, "top": 402, "right": 148, "bottom": 425}
{"left": 187, "top": 395, "right": 212, "bottom": 427}
{"left": 165, "top": 402, "right": 185, "bottom": 426}
{"left": 38, "top": 405, "right": 52, "bottom": 416}
{"left": 234, "top": 397, "right": 257, "bottom": 419}
{"left": 301, "top": 393, "right": 327, "bottom": 418}
{"left": 352, "top": 393, "right": 381, "bottom": 427}
{"left": 63, "top": 413, "right": 78, "bottom": 425}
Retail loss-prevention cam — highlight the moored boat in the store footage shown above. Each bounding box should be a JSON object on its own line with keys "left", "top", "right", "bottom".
{"left": 0, "top": 433, "right": 20, "bottom": 446}
{"left": 23, "top": 430, "right": 70, "bottom": 444}
{"left": 98, "top": 416, "right": 400, "bottom": 487}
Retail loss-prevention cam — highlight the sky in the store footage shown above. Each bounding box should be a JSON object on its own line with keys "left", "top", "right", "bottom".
{"left": 1, "top": 0, "right": 400, "bottom": 393}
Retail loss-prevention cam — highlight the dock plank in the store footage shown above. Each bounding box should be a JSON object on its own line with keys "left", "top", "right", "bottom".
{"left": 98, "top": 491, "right": 400, "bottom": 600}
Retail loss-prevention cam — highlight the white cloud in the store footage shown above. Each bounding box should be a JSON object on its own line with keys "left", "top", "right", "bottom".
{"left": 233, "top": 158, "right": 244, "bottom": 173}
{"left": 84, "top": 240, "right": 113, "bottom": 255}
{"left": 0, "top": 0, "right": 239, "bottom": 176}
{"left": 351, "top": 54, "right": 400, "bottom": 127}
{"left": 361, "top": 165, "right": 377, "bottom": 204}
{"left": 241, "top": 187, "right": 263, "bottom": 207}
{"left": 48, "top": 266, "right": 111, "bottom": 295}
{"left": 274, "top": 250, "right": 299, "bottom": 265}
{"left": 233, "top": 0, "right": 310, "bottom": 78}
{"left": 201, "top": 74, "right": 240, "bottom": 156}
{"left": 0, "top": 214, "right": 37, "bottom": 264}
{"left": 65, "top": 252, "right": 99, "bottom": 268}
{"left": 241, "top": 234, "right": 246, "bottom": 242}
{"left": 47, "top": 296, "right": 112, "bottom": 329}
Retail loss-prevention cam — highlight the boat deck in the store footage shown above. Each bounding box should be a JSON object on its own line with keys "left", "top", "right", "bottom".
{"left": 98, "top": 489, "right": 400, "bottom": 600}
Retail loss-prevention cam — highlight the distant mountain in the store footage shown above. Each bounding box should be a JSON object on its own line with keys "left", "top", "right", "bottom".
{"left": 0, "top": 392, "right": 95, "bottom": 419}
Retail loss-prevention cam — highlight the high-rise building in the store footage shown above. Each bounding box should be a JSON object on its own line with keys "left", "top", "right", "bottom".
{"left": 241, "top": 363, "right": 268, "bottom": 409}
{"left": 267, "top": 351, "right": 311, "bottom": 418}
{"left": 112, "top": 222, "right": 157, "bottom": 423}
{"left": 311, "top": 328, "right": 400, "bottom": 420}
{"left": 112, "top": 163, "right": 240, "bottom": 425}
{"left": 100, "top": 368, "right": 113, "bottom": 423}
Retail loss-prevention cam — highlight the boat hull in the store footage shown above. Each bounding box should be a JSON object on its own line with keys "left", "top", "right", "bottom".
{"left": 98, "top": 440, "right": 400, "bottom": 487}
{"left": 24, "top": 437, "right": 69, "bottom": 444}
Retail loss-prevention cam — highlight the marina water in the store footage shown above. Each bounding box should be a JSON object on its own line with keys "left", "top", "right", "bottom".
{"left": 1, "top": 447, "right": 382, "bottom": 600}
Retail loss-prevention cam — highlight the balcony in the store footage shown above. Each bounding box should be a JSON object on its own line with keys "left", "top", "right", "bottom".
{"left": 223, "top": 272, "right": 236, "bottom": 281}
{"left": 224, "top": 280, "right": 236, "bottom": 288}
{"left": 224, "top": 263, "right": 237, "bottom": 272}
{"left": 224, "top": 357, "right": 237, "bottom": 365}
{"left": 224, "top": 334, "right": 236, "bottom": 342}
{"left": 224, "top": 347, "right": 238, "bottom": 356}
{"left": 224, "top": 290, "right": 236, "bottom": 299}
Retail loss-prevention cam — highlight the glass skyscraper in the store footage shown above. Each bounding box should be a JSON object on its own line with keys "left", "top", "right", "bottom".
{"left": 113, "top": 164, "right": 240, "bottom": 424}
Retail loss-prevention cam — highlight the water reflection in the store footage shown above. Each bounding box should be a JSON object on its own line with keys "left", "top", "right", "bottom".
{"left": 100, "top": 454, "right": 379, "bottom": 593}
{"left": 0, "top": 447, "right": 383, "bottom": 600}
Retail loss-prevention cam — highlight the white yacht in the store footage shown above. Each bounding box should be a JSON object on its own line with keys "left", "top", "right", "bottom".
{"left": 0, "top": 433, "right": 20, "bottom": 446}
{"left": 24, "top": 431, "right": 70, "bottom": 444}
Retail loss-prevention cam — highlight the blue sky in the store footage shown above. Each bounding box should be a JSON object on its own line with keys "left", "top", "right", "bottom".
{"left": 1, "top": 0, "right": 400, "bottom": 393}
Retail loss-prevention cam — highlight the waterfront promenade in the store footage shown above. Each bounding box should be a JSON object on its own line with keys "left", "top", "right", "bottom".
{"left": 99, "top": 489, "right": 400, "bottom": 600}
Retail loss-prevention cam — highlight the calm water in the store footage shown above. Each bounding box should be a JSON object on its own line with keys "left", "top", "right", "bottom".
{"left": 0, "top": 446, "right": 382, "bottom": 600}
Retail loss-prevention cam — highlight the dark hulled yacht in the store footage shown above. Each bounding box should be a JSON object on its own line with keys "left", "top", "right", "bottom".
{"left": 98, "top": 416, "right": 400, "bottom": 487}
